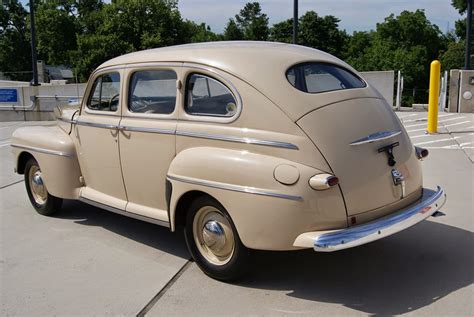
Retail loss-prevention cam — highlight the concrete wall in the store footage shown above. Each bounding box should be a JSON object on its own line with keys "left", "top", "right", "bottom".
{"left": 0, "top": 83, "right": 86, "bottom": 122}
{"left": 448, "top": 70, "right": 474, "bottom": 113}
{"left": 360, "top": 71, "right": 395, "bottom": 107}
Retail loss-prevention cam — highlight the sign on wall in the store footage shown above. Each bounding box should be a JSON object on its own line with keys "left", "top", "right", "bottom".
{"left": 0, "top": 88, "right": 18, "bottom": 103}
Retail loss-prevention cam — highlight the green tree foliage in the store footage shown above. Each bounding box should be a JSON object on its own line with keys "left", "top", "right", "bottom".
{"left": 74, "top": 0, "right": 190, "bottom": 80}
{"left": 35, "top": 1, "right": 79, "bottom": 66}
{"left": 347, "top": 10, "right": 447, "bottom": 104}
{"left": 226, "top": 2, "right": 269, "bottom": 40}
{"left": 184, "top": 21, "right": 220, "bottom": 43}
{"left": 269, "top": 11, "right": 348, "bottom": 58}
{"left": 223, "top": 19, "right": 244, "bottom": 40}
{"left": 269, "top": 19, "right": 293, "bottom": 43}
{"left": 452, "top": 0, "right": 468, "bottom": 14}
{"left": 441, "top": 40, "right": 465, "bottom": 70}
{"left": 0, "top": 0, "right": 31, "bottom": 81}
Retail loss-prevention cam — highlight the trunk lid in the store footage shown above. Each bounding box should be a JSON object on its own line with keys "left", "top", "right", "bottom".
{"left": 297, "top": 98, "right": 422, "bottom": 217}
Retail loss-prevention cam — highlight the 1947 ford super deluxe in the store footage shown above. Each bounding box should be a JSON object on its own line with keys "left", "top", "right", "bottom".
{"left": 11, "top": 42, "right": 446, "bottom": 280}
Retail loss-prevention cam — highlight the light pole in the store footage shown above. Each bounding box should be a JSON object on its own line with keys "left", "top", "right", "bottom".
{"left": 293, "top": 0, "right": 298, "bottom": 44}
{"left": 29, "top": 0, "right": 38, "bottom": 86}
{"left": 465, "top": 0, "right": 472, "bottom": 70}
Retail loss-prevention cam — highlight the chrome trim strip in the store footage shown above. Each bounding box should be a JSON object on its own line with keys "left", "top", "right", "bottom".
{"left": 79, "top": 197, "right": 170, "bottom": 228}
{"left": 176, "top": 130, "right": 299, "bottom": 150}
{"left": 313, "top": 186, "right": 446, "bottom": 252}
{"left": 167, "top": 175, "right": 303, "bottom": 201}
{"left": 75, "top": 120, "right": 118, "bottom": 129}
{"left": 118, "top": 125, "right": 175, "bottom": 135}
{"left": 350, "top": 130, "right": 401, "bottom": 146}
{"left": 11, "top": 144, "right": 75, "bottom": 158}
{"left": 57, "top": 117, "right": 76, "bottom": 124}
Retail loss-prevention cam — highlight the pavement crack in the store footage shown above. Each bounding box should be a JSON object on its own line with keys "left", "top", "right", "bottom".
{"left": 0, "top": 179, "right": 24, "bottom": 190}
{"left": 136, "top": 259, "right": 193, "bottom": 316}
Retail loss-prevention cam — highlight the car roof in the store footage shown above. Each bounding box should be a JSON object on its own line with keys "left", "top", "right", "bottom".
{"left": 97, "top": 41, "right": 373, "bottom": 120}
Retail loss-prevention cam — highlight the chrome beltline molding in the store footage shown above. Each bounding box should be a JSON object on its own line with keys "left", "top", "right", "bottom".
{"left": 11, "top": 144, "right": 75, "bottom": 158}
{"left": 167, "top": 174, "right": 303, "bottom": 201}
{"left": 118, "top": 125, "right": 175, "bottom": 135}
{"left": 175, "top": 130, "right": 299, "bottom": 150}
{"left": 350, "top": 130, "right": 401, "bottom": 146}
{"left": 313, "top": 186, "right": 446, "bottom": 252}
{"left": 79, "top": 196, "right": 170, "bottom": 228}
{"left": 75, "top": 120, "right": 118, "bottom": 129}
{"left": 72, "top": 119, "right": 299, "bottom": 150}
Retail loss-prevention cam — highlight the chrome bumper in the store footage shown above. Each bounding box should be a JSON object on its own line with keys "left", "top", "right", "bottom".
{"left": 303, "top": 186, "right": 446, "bottom": 252}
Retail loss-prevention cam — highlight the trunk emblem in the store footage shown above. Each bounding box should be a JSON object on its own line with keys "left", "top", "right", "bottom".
{"left": 391, "top": 168, "right": 406, "bottom": 199}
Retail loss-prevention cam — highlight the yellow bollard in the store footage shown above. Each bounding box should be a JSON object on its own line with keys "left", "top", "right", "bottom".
{"left": 427, "top": 60, "right": 441, "bottom": 134}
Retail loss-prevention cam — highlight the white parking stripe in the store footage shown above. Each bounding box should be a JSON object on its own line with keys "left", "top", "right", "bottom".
{"left": 414, "top": 137, "right": 460, "bottom": 146}
{"left": 443, "top": 121, "right": 471, "bottom": 128}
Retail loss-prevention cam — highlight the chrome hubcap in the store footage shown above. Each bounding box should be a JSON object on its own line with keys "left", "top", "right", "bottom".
{"left": 193, "top": 206, "right": 235, "bottom": 265}
{"left": 29, "top": 166, "right": 47, "bottom": 205}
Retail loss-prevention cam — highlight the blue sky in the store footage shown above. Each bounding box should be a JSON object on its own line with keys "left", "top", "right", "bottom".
{"left": 179, "top": 0, "right": 462, "bottom": 34}
{"left": 21, "top": 0, "right": 462, "bottom": 34}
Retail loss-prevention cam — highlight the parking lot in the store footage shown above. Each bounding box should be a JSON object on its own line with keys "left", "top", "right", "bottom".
{"left": 1, "top": 112, "right": 473, "bottom": 316}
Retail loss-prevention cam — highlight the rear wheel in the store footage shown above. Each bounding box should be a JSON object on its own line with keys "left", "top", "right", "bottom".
{"left": 184, "top": 196, "right": 249, "bottom": 281}
{"left": 24, "top": 158, "right": 62, "bottom": 216}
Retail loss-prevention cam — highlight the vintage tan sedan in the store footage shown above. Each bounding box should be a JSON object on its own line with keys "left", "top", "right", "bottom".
{"left": 11, "top": 42, "right": 446, "bottom": 280}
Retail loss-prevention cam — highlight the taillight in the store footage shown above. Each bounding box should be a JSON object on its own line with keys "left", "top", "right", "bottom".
{"left": 415, "top": 146, "right": 429, "bottom": 160}
{"left": 309, "top": 174, "right": 339, "bottom": 190}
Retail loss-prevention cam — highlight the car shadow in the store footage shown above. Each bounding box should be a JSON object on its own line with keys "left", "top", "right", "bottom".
{"left": 56, "top": 200, "right": 190, "bottom": 260}
{"left": 54, "top": 201, "right": 472, "bottom": 315}
{"left": 240, "top": 220, "right": 473, "bottom": 315}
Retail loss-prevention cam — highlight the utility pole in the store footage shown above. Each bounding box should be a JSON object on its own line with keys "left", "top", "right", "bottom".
{"left": 293, "top": 0, "right": 298, "bottom": 44}
{"left": 29, "top": 0, "right": 39, "bottom": 86}
{"left": 465, "top": 0, "right": 473, "bottom": 70}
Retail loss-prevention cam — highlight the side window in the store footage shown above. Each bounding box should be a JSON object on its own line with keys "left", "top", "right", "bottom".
{"left": 185, "top": 74, "right": 237, "bottom": 117}
{"left": 129, "top": 70, "right": 177, "bottom": 114}
{"left": 87, "top": 73, "right": 120, "bottom": 111}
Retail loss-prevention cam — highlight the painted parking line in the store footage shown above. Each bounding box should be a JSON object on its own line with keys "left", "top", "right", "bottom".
{"left": 414, "top": 136, "right": 460, "bottom": 146}
{"left": 443, "top": 121, "right": 471, "bottom": 128}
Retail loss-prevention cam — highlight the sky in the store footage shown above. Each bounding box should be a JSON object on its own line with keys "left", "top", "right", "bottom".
{"left": 178, "top": 0, "right": 462, "bottom": 34}
{"left": 19, "top": 0, "right": 463, "bottom": 34}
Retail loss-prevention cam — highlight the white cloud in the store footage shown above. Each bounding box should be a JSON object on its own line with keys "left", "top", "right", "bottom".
{"left": 179, "top": 0, "right": 462, "bottom": 33}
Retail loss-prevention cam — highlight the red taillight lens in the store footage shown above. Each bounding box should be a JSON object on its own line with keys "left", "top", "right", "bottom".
{"left": 327, "top": 176, "right": 339, "bottom": 187}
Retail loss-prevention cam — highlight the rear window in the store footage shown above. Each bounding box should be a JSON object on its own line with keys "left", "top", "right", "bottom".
{"left": 286, "top": 63, "right": 366, "bottom": 94}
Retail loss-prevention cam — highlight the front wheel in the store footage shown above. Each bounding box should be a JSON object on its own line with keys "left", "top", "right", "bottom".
{"left": 184, "top": 196, "right": 249, "bottom": 281}
{"left": 24, "top": 158, "right": 63, "bottom": 216}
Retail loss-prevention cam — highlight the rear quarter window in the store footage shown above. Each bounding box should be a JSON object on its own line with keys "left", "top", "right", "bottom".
{"left": 286, "top": 63, "right": 366, "bottom": 94}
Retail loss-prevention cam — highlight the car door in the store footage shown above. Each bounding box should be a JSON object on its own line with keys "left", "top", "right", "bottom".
{"left": 73, "top": 69, "right": 128, "bottom": 210}
{"left": 118, "top": 65, "right": 181, "bottom": 222}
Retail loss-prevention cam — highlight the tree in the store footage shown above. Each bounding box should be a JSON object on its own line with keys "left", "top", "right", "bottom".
{"left": 73, "top": 0, "right": 189, "bottom": 80}
{"left": 233, "top": 2, "right": 269, "bottom": 40}
{"left": 35, "top": 1, "right": 79, "bottom": 66}
{"left": 440, "top": 40, "right": 465, "bottom": 70}
{"left": 269, "top": 19, "right": 293, "bottom": 43}
{"left": 346, "top": 10, "right": 448, "bottom": 105}
{"left": 223, "top": 19, "right": 244, "bottom": 40}
{"left": 0, "top": 0, "right": 31, "bottom": 81}
{"left": 298, "top": 12, "right": 348, "bottom": 57}
{"left": 270, "top": 11, "right": 348, "bottom": 58}
{"left": 184, "top": 21, "right": 220, "bottom": 43}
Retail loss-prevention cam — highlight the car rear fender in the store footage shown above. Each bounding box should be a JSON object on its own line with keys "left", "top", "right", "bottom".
{"left": 166, "top": 147, "right": 348, "bottom": 250}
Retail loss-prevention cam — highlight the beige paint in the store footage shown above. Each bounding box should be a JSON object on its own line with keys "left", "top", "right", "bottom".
{"left": 11, "top": 42, "right": 429, "bottom": 251}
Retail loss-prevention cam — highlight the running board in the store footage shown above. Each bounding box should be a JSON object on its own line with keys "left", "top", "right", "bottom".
{"left": 79, "top": 197, "right": 170, "bottom": 228}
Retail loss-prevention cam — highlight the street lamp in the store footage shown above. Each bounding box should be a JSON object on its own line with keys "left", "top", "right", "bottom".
{"left": 465, "top": 0, "right": 472, "bottom": 70}
{"left": 29, "top": 0, "right": 38, "bottom": 86}
{"left": 293, "top": 0, "right": 298, "bottom": 44}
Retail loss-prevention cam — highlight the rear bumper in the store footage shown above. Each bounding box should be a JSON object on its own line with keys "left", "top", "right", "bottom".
{"left": 293, "top": 186, "right": 446, "bottom": 252}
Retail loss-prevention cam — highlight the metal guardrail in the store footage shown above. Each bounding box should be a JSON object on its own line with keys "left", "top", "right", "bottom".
{"left": 0, "top": 95, "right": 82, "bottom": 111}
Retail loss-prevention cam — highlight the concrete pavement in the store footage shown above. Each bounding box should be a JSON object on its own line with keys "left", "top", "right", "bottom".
{"left": 1, "top": 113, "right": 473, "bottom": 316}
